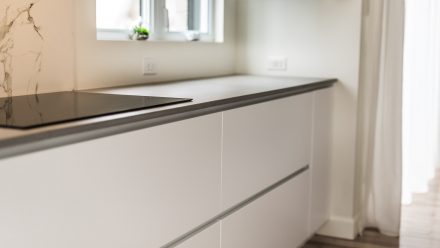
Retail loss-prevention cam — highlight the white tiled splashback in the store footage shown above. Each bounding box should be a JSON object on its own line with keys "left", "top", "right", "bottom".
{"left": 0, "top": 0, "right": 238, "bottom": 96}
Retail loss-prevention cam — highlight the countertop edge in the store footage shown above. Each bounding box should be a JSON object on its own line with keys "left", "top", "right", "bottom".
{"left": 0, "top": 78, "right": 336, "bottom": 160}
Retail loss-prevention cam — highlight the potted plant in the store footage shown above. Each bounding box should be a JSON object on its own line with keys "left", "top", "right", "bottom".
{"left": 132, "top": 25, "right": 149, "bottom": 41}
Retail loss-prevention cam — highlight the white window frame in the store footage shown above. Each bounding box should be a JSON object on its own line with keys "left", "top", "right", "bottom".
{"left": 97, "top": 0, "right": 223, "bottom": 43}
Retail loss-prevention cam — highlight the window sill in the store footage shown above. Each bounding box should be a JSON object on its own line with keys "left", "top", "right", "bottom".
{"left": 97, "top": 29, "right": 222, "bottom": 43}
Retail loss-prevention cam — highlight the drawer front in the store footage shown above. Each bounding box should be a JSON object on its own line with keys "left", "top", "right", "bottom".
{"left": 222, "top": 94, "right": 313, "bottom": 210}
{"left": 221, "top": 171, "right": 310, "bottom": 248}
{"left": 0, "top": 114, "right": 222, "bottom": 248}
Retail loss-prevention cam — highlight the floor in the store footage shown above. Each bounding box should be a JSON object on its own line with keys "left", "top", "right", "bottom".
{"left": 302, "top": 168, "right": 440, "bottom": 248}
{"left": 400, "top": 168, "right": 440, "bottom": 247}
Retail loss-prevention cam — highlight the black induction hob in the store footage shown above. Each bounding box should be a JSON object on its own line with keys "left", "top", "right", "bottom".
{"left": 0, "top": 92, "right": 192, "bottom": 129}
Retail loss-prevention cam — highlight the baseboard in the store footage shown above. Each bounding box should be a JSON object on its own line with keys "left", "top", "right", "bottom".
{"left": 316, "top": 215, "right": 359, "bottom": 240}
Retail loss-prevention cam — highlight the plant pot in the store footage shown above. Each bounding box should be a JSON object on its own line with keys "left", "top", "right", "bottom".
{"left": 132, "top": 33, "right": 149, "bottom": 41}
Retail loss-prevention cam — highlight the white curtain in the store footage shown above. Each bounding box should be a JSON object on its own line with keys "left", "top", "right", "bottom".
{"left": 402, "top": 0, "right": 440, "bottom": 205}
{"left": 357, "top": 0, "right": 405, "bottom": 236}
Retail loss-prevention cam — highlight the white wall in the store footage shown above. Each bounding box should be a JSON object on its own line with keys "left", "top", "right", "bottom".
{"left": 74, "top": 0, "right": 237, "bottom": 90}
{"left": 0, "top": 0, "right": 75, "bottom": 97}
{"left": 236, "top": 0, "right": 363, "bottom": 239}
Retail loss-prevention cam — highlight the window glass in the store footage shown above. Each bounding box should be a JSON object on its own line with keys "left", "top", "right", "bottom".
{"left": 140, "top": 0, "right": 151, "bottom": 28}
{"left": 199, "top": 0, "right": 209, "bottom": 33}
{"left": 165, "top": 0, "right": 188, "bottom": 32}
{"left": 96, "top": 0, "right": 141, "bottom": 30}
{"left": 165, "top": 0, "right": 210, "bottom": 33}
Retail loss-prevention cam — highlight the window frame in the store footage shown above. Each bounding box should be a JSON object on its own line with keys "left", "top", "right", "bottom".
{"left": 97, "top": 0, "right": 218, "bottom": 42}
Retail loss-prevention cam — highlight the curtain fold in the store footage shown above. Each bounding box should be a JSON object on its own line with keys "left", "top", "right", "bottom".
{"left": 358, "top": 0, "right": 405, "bottom": 236}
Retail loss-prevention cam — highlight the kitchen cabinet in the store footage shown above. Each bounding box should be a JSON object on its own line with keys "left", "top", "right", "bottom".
{"left": 0, "top": 85, "right": 333, "bottom": 248}
{"left": 221, "top": 172, "right": 310, "bottom": 248}
{"left": 0, "top": 113, "right": 222, "bottom": 248}
{"left": 222, "top": 93, "right": 313, "bottom": 210}
{"left": 309, "top": 88, "right": 332, "bottom": 233}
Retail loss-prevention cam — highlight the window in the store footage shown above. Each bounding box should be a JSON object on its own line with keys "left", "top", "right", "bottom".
{"left": 97, "top": 0, "right": 221, "bottom": 42}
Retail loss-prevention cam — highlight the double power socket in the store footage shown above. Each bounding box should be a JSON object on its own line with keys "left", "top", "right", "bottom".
{"left": 267, "top": 56, "right": 288, "bottom": 71}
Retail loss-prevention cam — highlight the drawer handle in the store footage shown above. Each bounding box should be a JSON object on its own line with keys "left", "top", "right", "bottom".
{"left": 161, "top": 165, "right": 310, "bottom": 248}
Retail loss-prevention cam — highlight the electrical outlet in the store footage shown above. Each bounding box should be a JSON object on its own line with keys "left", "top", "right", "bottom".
{"left": 267, "top": 57, "right": 288, "bottom": 71}
{"left": 143, "top": 58, "right": 157, "bottom": 75}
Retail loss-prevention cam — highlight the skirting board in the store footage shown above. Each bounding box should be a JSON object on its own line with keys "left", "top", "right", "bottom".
{"left": 316, "top": 215, "right": 360, "bottom": 240}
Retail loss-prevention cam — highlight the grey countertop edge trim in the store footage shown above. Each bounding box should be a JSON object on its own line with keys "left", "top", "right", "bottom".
{"left": 0, "top": 79, "right": 336, "bottom": 160}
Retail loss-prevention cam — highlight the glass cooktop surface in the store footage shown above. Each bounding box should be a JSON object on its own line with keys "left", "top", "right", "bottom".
{"left": 0, "top": 92, "right": 192, "bottom": 129}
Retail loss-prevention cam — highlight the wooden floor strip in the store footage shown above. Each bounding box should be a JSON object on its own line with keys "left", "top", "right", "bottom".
{"left": 303, "top": 229, "right": 399, "bottom": 248}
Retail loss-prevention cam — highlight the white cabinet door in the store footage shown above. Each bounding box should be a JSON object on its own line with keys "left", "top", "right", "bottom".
{"left": 309, "top": 88, "right": 333, "bottom": 233}
{"left": 221, "top": 172, "right": 310, "bottom": 248}
{"left": 222, "top": 94, "right": 313, "bottom": 210}
{"left": 176, "top": 224, "right": 221, "bottom": 248}
{"left": 0, "top": 114, "right": 222, "bottom": 248}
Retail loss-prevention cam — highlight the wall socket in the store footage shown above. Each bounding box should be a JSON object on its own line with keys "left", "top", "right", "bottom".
{"left": 143, "top": 58, "right": 157, "bottom": 75}
{"left": 267, "top": 57, "right": 288, "bottom": 71}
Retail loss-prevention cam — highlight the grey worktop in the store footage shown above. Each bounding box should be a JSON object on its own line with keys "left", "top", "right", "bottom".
{"left": 0, "top": 75, "right": 336, "bottom": 159}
